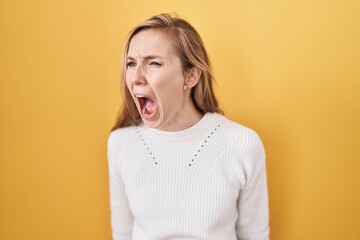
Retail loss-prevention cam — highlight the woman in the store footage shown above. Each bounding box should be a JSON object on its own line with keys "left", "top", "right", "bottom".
{"left": 107, "top": 13, "right": 269, "bottom": 240}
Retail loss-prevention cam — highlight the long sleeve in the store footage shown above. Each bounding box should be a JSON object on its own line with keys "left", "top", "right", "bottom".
{"left": 235, "top": 131, "right": 269, "bottom": 240}
{"left": 107, "top": 131, "right": 134, "bottom": 240}
{"left": 105, "top": 113, "right": 269, "bottom": 239}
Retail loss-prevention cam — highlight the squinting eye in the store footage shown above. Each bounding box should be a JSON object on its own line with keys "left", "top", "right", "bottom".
{"left": 149, "top": 61, "right": 162, "bottom": 66}
{"left": 127, "top": 61, "right": 136, "bottom": 67}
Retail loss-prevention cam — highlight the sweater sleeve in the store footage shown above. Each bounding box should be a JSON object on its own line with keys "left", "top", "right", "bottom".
{"left": 235, "top": 130, "right": 269, "bottom": 240}
{"left": 107, "top": 130, "right": 134, "bottom": 240}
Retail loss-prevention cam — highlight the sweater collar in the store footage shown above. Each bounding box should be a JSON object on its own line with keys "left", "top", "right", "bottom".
{"left": 139, "top": 112, "right": 221, "bottom": 142}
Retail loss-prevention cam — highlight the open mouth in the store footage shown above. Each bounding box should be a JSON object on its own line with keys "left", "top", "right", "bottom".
{"left": 135, "top": 95, "right": 157, "bottom": 119}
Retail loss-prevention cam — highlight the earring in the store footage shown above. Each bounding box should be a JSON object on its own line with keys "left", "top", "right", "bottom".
{"left": 183, "top": 85, "right": 188, "bottom": 91}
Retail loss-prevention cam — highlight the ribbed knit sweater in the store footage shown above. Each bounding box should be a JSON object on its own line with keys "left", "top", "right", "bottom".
{"left": 107, "top": 113, "right": 269, "bottom": 240}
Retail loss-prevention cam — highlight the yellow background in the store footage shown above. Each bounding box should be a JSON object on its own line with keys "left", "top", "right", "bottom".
{"left": 1, "top": 0, "right": 359, "bottom": 239}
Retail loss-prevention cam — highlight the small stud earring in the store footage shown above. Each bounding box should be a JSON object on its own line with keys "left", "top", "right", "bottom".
{"left": 183, "top": 85, "right": 188, "bottom": 91}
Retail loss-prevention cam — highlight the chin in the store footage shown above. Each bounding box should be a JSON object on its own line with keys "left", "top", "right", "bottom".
{"left": 141, "top": 114, "right": 163, "bottom": 129}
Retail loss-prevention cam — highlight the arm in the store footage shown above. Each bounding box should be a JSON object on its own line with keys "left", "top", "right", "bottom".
{"left": 107, "top": 131, "right": 134, "bottom": 240}
{"left": 236, "top": 131, "right": 269, "bottom": 240}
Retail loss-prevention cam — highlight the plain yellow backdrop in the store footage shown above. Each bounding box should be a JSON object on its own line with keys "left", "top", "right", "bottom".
{"left": 1, "top": 0, "right": 359, "bottom": 239}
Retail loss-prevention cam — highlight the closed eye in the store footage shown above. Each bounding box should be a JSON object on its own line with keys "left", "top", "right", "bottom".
{"left": 149, "top": 61, "right": 162, "bottom": 66}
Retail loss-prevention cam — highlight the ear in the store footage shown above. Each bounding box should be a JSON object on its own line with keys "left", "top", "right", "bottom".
{"left": 184, "top": 67, "right": 201, "bottom": 88}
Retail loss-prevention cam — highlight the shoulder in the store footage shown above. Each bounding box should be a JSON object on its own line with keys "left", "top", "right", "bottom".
{"left": 107, "top": 128, "right": 124, "bottom": 150}
{"left": 218, "top": 114, "right": 266, "bottom": 177}
{"left": 218, "top": 114, "right": 264, "bottom": 147}
{"left": 107, "top": 126, "right": 137, "bottom": 156}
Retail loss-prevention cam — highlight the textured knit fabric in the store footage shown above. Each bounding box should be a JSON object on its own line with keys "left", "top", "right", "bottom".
{"left": 107, "top": 113, "right": 269, "bottom": 240}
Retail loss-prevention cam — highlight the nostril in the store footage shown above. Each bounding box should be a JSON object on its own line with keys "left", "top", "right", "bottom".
{"left": 132, "top": 70, "right": 146, "bottom": 85}
{"left": 134, "top": 79, "right": 146, "bottom": 85}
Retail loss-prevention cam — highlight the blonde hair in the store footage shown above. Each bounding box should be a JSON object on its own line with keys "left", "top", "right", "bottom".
{"left": 112, "top": 13, "right": 222, "bottom": 131}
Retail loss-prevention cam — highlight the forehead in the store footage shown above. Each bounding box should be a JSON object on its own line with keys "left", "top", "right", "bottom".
{"left": 127, "top": 29, "right": 177, "bottom": 58}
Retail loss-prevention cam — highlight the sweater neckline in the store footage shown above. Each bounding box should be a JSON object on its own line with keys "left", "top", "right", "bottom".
{"left": 140, "top": 112, "right": 220, "bottom": 141}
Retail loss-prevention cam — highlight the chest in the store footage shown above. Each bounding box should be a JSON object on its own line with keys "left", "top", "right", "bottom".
{"left": 121, "top": 149, "right": 243, "bottom": 230}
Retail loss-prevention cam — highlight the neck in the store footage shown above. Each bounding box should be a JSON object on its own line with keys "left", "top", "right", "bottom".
{"left": 158, "top": 99, "right": 203, "bottom": 132}
{"left": 161, "top": 112, "right": 203, "bottom": 132}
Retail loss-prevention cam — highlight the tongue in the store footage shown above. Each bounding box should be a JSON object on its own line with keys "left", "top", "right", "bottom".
{"left": 143, "top": 99, "right": 156, "bottom": 115}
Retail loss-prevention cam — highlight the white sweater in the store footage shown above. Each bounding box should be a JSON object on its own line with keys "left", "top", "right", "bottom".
{"left": 107, "top": 113, "right": 269, "bottom": 240}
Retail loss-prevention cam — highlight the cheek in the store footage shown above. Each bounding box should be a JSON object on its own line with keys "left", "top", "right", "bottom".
{"left": 155, "top": 80, "right": 185, "bottom": 111}
{"left": 125, "top": 68, "right": 134, "bottom": 84}
{"left": 154, "top": 78, "right": 183, "bottom": 101}
{"left": 155, "top": 68, "right": 184, "bottom": 90}
{"left": 125, "top": 74, "right": 132, "bottom": 90}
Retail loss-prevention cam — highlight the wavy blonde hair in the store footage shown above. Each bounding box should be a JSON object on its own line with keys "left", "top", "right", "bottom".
{"left": 112, "top": 13, "right": 222, "bottom": 130}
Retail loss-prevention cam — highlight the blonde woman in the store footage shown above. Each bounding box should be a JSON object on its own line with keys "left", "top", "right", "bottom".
{"left": 107, "top": 13, "right": 269, "bottom": 240}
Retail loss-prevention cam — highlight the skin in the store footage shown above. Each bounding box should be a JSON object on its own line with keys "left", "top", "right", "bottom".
{"left": 126, "top": 29, "right": 203, "bottom": 131}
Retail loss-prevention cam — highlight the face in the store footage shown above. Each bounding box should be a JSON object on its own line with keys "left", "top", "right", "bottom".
{"left": 126, "top": 29, "right": 198, "bottom": 131}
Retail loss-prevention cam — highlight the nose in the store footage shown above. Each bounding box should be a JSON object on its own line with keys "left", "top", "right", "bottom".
{"left": 131, "top": 65, "right": 147, "bottom": 86}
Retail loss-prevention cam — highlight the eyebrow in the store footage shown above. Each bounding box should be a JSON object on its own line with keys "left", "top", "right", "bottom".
{"left": 126, "top": 55, "right": 163, "bottom": 61}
